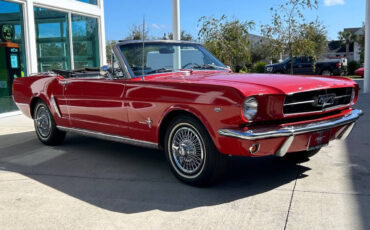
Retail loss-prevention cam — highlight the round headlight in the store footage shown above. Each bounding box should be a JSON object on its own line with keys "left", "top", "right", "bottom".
{"left": 243, "top": 97, "right": 258, "bottom": 121}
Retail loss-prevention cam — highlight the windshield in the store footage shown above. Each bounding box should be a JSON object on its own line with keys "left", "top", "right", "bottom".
{"left": 281, "top": 57, "right": 290, "bottom": 63}
{"left": 119, "top": 42, "right": 227, "bottom": 77}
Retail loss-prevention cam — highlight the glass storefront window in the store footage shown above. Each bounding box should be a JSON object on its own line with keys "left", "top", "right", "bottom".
{"left": 76, "top": 0, "right": 97, "bottom": 5}
{"left": 34, "top": 7, "right": 71, "bottom": 72}
{"left": 0, "top": 0, "right": 26, "bottom": 113}
{"left": 72, "top": 15, "right": 100, "bottom": 69}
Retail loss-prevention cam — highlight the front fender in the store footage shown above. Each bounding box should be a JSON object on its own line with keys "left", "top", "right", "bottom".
{"left": 159, "top": 104, "right": 216, "bottom": 137}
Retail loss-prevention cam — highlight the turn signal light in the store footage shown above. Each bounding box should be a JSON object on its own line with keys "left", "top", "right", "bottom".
{"left": 249, "top": 143, "right": 260, "bottom": 154}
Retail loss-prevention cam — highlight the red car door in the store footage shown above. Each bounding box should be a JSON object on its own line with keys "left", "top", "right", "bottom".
{"left": 124, "top": 80, "right": 163, "bottom": 143}
{"left": 63, "top": 77, "right": 128, "bottom": 137}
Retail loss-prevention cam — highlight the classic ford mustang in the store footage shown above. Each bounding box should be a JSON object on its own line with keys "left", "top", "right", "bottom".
{"left": 13, "top": 40, "right": 363, "bottom": 186}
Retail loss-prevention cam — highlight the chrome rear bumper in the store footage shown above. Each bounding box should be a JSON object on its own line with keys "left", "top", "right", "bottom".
{"left": 218, "top": 109, "right": 363, "bottom": 157}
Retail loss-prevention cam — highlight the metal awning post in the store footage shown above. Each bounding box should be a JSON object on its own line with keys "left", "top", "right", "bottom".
{"left": 172, "top": 0, "right": 181, "bottom": 70}
{"left": 364, "top": 0, "right": 370, "bottom": 93}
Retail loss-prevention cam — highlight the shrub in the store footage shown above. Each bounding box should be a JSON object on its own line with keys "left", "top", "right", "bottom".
{"left": 347, "top": 61, "right": 361, "bottom": 76}
{"left": 253, "top": 62, "right": 267, "bottom": 73}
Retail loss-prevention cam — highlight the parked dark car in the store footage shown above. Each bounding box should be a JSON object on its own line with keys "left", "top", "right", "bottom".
{"left": 265, "top": 57, "right": 342, "bottom": 76}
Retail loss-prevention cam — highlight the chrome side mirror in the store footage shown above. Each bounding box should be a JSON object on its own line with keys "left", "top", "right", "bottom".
{"left": 100, "top": 65, "right": 114, "bottom": 79}
{"left": 101, "top": 65, "right": 110, "bottom": 73}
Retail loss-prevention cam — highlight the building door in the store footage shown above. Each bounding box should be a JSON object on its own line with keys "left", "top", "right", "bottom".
{"left": 0, "top": 0, "right": 27, "bottom": 113}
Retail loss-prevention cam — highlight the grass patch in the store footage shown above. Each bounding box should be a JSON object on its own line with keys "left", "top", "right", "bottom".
{"left": 342, "top": 75, "right": 363, "bottom": 79}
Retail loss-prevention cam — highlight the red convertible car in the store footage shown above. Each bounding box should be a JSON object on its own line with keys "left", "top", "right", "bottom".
{"left": 13, "top": 40, "right": 363, "bottom": 186}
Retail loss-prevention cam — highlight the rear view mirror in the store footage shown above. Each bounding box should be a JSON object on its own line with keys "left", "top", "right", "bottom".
{"left": 159, "top": 47, "right": 174, "bottom": 54}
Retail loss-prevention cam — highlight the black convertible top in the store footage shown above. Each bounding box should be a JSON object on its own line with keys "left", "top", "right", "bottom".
{"left": 53, "top": 68, "right": 101, "bottom": 78}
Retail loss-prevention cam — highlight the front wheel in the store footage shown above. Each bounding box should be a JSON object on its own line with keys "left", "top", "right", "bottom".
{"left": 321, "top": 69, "right": 332, "bottom": 76}
{"left": 34, "top": 101, "right": 66, "bottom": 146}
{"left": 164, "top": 115, "right": 227, "bottom": 187}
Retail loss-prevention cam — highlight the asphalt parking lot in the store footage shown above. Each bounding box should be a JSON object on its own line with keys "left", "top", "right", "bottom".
{"left": 0, "top": 94, "right": 369, "bottom": 230}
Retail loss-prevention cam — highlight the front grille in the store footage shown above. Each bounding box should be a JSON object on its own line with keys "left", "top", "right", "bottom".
{"left": 284, "top": 87, "right": 353, "bottom": 115}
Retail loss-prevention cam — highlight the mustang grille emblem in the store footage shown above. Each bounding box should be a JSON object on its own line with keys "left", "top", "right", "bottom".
{"left": 313, "top": 94, "right": 336, "bottom": 107}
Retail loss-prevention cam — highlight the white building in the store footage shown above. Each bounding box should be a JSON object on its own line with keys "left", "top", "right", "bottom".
{"left": 324, "top": 27, "right": 364, "bottom": 62}
{"left": 0, "top": 0, "right": 106, "bottom": 113}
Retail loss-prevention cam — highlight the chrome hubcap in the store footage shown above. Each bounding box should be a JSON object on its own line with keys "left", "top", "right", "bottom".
{"left": 36, "top": 106, "right": 51, "bottom": 138}
{"left": 171, "top": 127, "right": 204, "bottom": 174}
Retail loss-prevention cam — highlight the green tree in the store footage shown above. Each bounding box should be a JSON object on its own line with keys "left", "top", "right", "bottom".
{"left": 125, "top": 24, "right": 149, "bottom": 40}
{"left": 356, "top": 24, "right": 365, "bottom": 63}
{"left": 198, "top": 15, "right": 254, "bottom": 72}
{"left": 168, "top": 30, "right": 194, "bottom": 41}
{"left": 358, "top": 33, "right": 365, "bottom": 63}
{"left": 106, "top": 40, "right": 117, "bottom": 64}
{"left": 338, "top": 30, "right": 357, "bottom": 60}
{"left": 261, "top": 0, "right": 319, "bottom": 74}
{"left": 250, "top": 42, "right": 274, "bottom": 64}
{"left": 300, "top": 20, "right": 328, "bottom": 59}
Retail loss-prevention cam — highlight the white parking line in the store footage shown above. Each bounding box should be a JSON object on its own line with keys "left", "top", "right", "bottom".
{"left": 0, "top": 111, "right": 22, "bottom": 119}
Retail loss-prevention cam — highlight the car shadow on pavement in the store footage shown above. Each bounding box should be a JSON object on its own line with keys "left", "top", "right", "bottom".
{"left": 0, "top": 131, "right": 310, "bottom": 214}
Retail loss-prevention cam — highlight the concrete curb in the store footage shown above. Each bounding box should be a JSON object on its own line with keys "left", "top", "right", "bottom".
{"left": 0, "top": 111, "right": 22, "bottom": 119}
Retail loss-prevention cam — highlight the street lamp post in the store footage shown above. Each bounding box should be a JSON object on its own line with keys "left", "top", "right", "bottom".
{"left": 172, "top": 0, "right": 181, "bottom": 69}
{"left": 172, "top": 0, "right": 180, "bottom": 40}
{"left": 365, "top": 0, "right": 370, "bottom": 93}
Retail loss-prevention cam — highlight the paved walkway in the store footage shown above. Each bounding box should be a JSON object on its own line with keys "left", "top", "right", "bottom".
{"left": 0, "top": 95, "right": 369, "bottom": 230}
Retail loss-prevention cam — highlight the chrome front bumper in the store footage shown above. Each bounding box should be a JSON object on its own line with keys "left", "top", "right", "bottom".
{"left": 218, "top": 109, "right": 363, "bottom": 157}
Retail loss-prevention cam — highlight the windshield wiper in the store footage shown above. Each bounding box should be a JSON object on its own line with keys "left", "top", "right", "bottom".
{"left": 192, "top": 64, "right": 231, "bottom": 71}
{"left": 145, "top": 68, "right": 173, "bottom": 75}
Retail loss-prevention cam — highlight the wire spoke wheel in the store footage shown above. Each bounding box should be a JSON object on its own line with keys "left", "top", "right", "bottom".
{"left": 35, "top": 105, "right": 52, "bottom": 138}
{"left": 171, "top": 126, "right": 205, "bottom": 175}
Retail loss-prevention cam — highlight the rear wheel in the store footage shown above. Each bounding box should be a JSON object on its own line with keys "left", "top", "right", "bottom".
{"left": 164, "top": 115, "right": 227, "bottom": 186}
{"left": 34, "top": 101, "right": 66, "bottom": 146}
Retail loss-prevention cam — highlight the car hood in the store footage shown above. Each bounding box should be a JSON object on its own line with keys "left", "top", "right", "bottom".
{"left": 148, "top": 72, "right": 357, "bottom": 96}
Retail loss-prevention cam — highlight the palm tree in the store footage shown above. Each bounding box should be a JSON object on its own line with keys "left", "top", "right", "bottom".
{"left": 338, "top": 30, "right": 358, "bottom": 59}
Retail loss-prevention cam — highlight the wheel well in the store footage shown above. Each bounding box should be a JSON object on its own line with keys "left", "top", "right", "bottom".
{"left": 320, "top": 67, "right": 332, "bottom": 74}
{"left": 30, "top": 97, "right": 44, "bottom": 118}
{"left": 158, "top": 110, "right": 206, "bottom": 150}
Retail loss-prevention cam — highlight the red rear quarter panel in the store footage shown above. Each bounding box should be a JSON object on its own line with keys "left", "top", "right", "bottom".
{"left": 13, "top": 75, "right": 61, "bottom": 119}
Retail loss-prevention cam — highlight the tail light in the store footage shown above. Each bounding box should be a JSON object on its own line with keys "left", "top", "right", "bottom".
{"left": 336, "top": 62, "right": 341, "bottom": 68}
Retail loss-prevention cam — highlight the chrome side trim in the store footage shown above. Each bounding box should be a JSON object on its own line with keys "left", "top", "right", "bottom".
{"left": 51, "top": 95, "right": 61, "bottom": 118}
{"left": 218, "top": 109, "right": 363, "bottom": 141}
{"left": 57, "top": 126, "right": 159, "bottom": 149}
